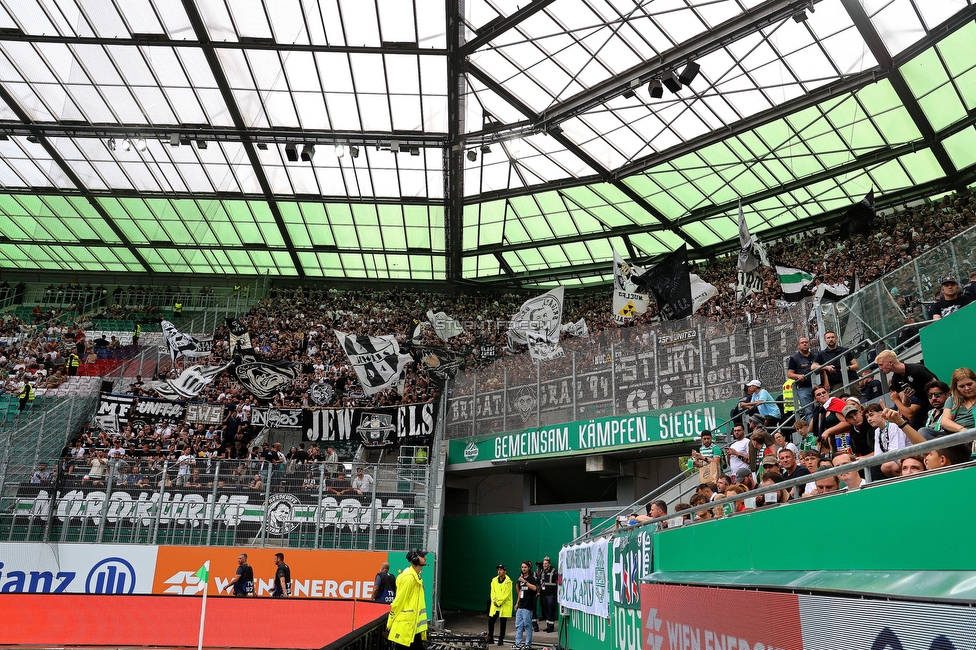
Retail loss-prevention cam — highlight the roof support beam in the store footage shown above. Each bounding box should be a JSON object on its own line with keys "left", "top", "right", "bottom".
{"left": 459, "top": 0, "right": 560, "bottom": 56}
{"left": 0, "top": 32, "right": 444, "bottom": 56}
{"left": 0, "top": 86, "right": 150, "bottom": 273}
{"left": 445, "top": 0, "right": 466, "bottom": 283}
{"left": 180, "top": 0, "right": 304, "bottom": 279}
{"left": 840, "top": 0, "right": 958, "bottom": 183}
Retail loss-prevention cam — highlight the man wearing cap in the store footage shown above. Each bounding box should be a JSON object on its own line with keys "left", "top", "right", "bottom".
{"left": 488, "top": 564, "right": 513, "bottom": 646}
{"left": 812, "top": 331, "right": 859, "bottom": 394}
{"left": 841, "top": 404, "right": 874, "bottom": 460}
{"left": 388, "top": 550, "right": 429, "bottom": 650}
{"left": 758, "top": 453, "right": 780, "bottom": 481}
{"left": 537, "top": 557, "right": 558, "bottom": 634}
{"left": 929, "top": 275, "right": 972, "bottom": 320}
{"left": 739, "top": 380, "right": 781, "bottom": 427}
{"left": 691, "top": 430, "right": 722, "bottom": 472}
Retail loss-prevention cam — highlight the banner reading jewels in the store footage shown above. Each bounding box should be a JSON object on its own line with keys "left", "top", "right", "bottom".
{"left": 448, "top": 398, "right": 738, "bottom": 465}
{"left": 303, "top": 402, "right": 437, "bottom": 445}
{"left": 559, "top": 537, "right": 609, "bottom": 618}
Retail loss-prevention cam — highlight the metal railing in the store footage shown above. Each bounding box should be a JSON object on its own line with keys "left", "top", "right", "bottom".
{"left": 1, "top": 458, "right": 429, "bottom": 551}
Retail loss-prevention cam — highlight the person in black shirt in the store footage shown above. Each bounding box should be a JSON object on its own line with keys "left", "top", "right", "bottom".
{"left": 273, "top": 552, "right": 291, "bottom": 598}
{"left": 536, "top": 557, "right": 558, "bottom": 634}
{"left": 787, "top": 337, "right": 816, "bottom": 418}
{"left": 226, "top": 553, "right": 254, "bottom": 597}
{"left": 874, "top": 350, "right": 937, "bottom": 429}
{"left": 514, "top": 561, "right": 538, "bottom": 648}
{"left": 812, "top": 331, "right": 859, "bottom": 393}
{"left": 929, "top": 276, "right": 973, "bottom": 320}
{"left": 841, "top": 405, "right": 874, "bottom": 459}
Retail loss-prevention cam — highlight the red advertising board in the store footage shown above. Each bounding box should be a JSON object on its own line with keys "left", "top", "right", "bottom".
{"left": 641, "top": 584, "right": 803, "bottom": 650}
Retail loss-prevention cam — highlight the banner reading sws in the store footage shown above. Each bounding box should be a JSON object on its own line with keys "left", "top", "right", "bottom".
{"left": 448, "top": 398, "right": 738, "bottom": 465}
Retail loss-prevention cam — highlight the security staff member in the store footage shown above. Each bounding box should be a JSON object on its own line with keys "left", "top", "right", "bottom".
{"left": 19, "top": 380, "right": 35, "bottom": 412}
{"left": 65, "top": 352, "right": 80, "bottom": 376}
{"left": 173, "top": 301, "right": 183, "bottom": 316}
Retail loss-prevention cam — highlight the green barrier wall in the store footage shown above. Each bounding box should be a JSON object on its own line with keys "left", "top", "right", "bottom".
{"left": 441, "top": 510, "right": 578, "bottom": 611}
{"left": 919, "top": 301, "right": 976, "bottom": 382}
{"left": 654, "top": 465, "right": 976, "bottom": 573}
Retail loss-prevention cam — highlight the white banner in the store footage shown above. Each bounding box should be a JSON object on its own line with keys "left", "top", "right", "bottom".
{"left": 558, "top": 537, "right": 609, "bottom": 618}
{"left": 0, "top": 542, "right": 158, "bottom": 594}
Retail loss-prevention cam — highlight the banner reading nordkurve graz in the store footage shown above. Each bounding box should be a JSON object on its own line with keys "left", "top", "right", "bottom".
{"left": 559, "top": 537, "right": 609, "bottom": 618}
{"left": 448, "top": 397, "right": 738, "bottom": 465}
{"left": 611, "top": 526, "right": 652, "bottom": 610}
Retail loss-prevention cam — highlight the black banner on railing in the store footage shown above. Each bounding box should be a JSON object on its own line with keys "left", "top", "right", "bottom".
{"left": 302, "top": 402, "right": 437, "bottom": 445}
{"left": 95, "top": 394, "right": 187, "bottom": 430}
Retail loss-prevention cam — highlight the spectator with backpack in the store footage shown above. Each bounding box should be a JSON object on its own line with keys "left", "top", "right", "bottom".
{"left": 226, "top": 553, "right": 254, "bottom": 597}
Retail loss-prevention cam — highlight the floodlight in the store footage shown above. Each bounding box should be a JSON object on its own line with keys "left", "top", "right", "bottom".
{"left": 334, "top": 144, "right": 346, "bottom": 158}
{"left": 107, "top": 138, "right": 116, "bottom": 151}
{"left": 410, "top": 147, "right": 420, "bottom": 156}
{"left": 195, "top": 139, "right": 208, "bottom": 150}
{"left": 349, "top": 146, "right": 360, "bottom": 159}
{"left": 285, "top": 143, "right": 298, "bottom": 161}
{"left": 466, "top": 150, "right": 477, "bottom": 162}
{"left": 134, "top": 138, "right": 148, "bottom": 152}
{"left": 648, "top": 79, "right": 663, "bottom": 99}
{"left": 662, "top": 71, "right": 682, "bottom": 93}
{"left": 480, "top": 144, "right": 491, "bottom": 155}
{"left": 390, "top": 140, "right": 400, "bottom": 153}
{"left": 170, "top": 133, "right": 180, "bottom": 147}
{"left": 678, "top": 62, "right": 700, "bottom": 87}
{"left": 301, "top": 144, "right": 315, "bottom": 161}
{"left": 792, "top": 9, "right": 808, "bottom": 22}
{"left": 121, "top": 138, "right": 132, "bottom": 151}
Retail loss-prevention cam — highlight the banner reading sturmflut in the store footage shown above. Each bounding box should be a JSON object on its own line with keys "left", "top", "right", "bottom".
{"left": 559, "top": 537, "right": 609, "bottom": 618}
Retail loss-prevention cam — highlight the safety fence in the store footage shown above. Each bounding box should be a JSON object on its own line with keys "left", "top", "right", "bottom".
{"left": 1, "top": 458, "right": 429, "bottom": 551}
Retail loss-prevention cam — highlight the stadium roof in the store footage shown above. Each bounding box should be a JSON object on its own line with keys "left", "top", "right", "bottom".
{"left": 0, "top": 0, "right": 974, "bottom": 288}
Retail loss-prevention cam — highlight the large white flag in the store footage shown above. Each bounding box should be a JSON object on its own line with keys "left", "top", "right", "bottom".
{"left": 150, "top": 361, "right": 233, "bottom": 400}
{"left": 426, "top": 310, "right": 463, "bottom": 341}
{"left": 508, "top": 287, "right": 565, "bottom": 361}
{"left": 612, "top": 250, "right": 650, "bottom": 324}
{"left": 334, "top": 330, "right": 413, "bottom": 395}
{"left": 561, "top": 318, "right": 589, "bottom": 338}
{"left": 161, "top": 320, "right": 212, "bottom": 363}
{"left": 736, "top": 202, "right": 769, "bottom": 302}
{"left": 690, "top": 274, "right": 718, "bottom": 313}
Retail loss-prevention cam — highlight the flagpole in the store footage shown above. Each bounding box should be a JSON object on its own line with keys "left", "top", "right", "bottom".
{"left": 197, "top": 559, "right": 210, "bottom": 650}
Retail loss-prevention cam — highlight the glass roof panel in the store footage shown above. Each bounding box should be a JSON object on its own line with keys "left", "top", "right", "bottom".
{"left": 942, "top": 127, "right": 976, "bottom": 172}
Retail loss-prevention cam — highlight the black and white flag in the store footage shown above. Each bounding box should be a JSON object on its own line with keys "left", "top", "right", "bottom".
{"left": 426, "top": 310, "right": 463, "bottom": 341}
{"left": 415, "top": 346, "right": 461, "bottom": 383}
{"left": 149, "top": 361, "right": 232, "bottom": 400}
{"left": 561, "top": 318, "right": 589, "bottom": 338}
{"left": 334, "top": 330, "right": 413, "bottom": 396}
{"left": 645, "top": 246, "right": 693, "bottom": 321}
{"left": 508, "top": 287, "right": 565, "bottom": 361}
{"left": 161, "top": 320, "right": 212, "bottom": 363}
{"left": 612, "top": 250, "right": 650, "bottom": 324}
{"left": 308, "top": 381, "right": 337, "bottom": 406}
{"left": 225, "top": 317, "right": 252, "bottom": 354}
{"left": 736, "top": 202, "right": 769, "bottom": 302}
{"left": 231, "top": 354, "right": 302, "bottom": 401}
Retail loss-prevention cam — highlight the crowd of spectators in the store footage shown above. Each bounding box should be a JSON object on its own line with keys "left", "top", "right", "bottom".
{"left": 632, "top": 357, "right": 976, "bottom": 528}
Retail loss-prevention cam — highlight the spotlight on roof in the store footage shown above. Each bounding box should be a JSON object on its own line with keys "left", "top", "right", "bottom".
{"left": 678, "top": 62, "right": 700, "bottom": 87}
{"left": 256, "top": 142, "right": 268, "bottom": 150}
{"left": 107, "top": 138, "right": 117, "bottom": 151}
{"left": 301, "top": 144, "right": 315, "bottom": 162}
{"left": 26, "top": 135, "right": 39, "bottom": 143}
{"left": 792, "top": 8, "right": 808, "bottom": 22}
{"left": 662, "top": 70, "right": 682, "bottom": 93}
{"left": 195, "top": 139, "right": 208, "bottom": 150}
{"left": 285, "top": 143, "right": 299, "bottom": 161}
{"left": 349, "top": 146, "right": 360, "bottom": 159}
{"left": 334, "top": 144, "right": 346, "bottom": 158}
{"left": 170, "top": 133, "right": 180, "bottom": 147}
{"left": 410, "top": 147, "right": 420, "bottom": 156}
{"left": 134, "top": 138, "right": 148, "bottom": 152}
{"left": 648, "top": 78, "right": 663, "bottom": 99}
{"left": 480, "top": 144, "right": 491, "bottom": 155}
{"left": 466, "top": 150, "right": 477, "bottom": 162}
{"left": 121, "top": 138, "right": 132, "bottom": 151}
{"left": 622, "top": 89, "right": 636, "bottom": 99}
{"left": 390, "top": 140, "right": 400, "bottom": 153}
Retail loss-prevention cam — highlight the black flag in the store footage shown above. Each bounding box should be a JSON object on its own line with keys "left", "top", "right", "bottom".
{"left": 839, "top": 189, "right": 875, "bottom": 239}
{"left": 643, "top": 245, "right": 693, "bottom": 321}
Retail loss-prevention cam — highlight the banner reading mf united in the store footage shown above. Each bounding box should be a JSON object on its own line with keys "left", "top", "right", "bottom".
{"left": 559, "top": 537, "right": 609, "bottom": 618}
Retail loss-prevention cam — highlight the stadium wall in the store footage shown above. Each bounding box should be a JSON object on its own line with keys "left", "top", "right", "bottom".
{"left": 919, "top": 302, "right": 976, "bottom": 382}
{"left": 440, "top": 510, "right": 578, "bottom": 611}
{"left": 0, "top": 594, "right": 389, "bottom": 648}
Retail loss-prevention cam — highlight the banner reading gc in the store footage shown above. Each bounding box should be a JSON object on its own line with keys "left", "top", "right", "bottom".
{"left": 449, "top": 398, "right": 738, "bottom": 464}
